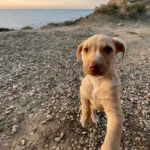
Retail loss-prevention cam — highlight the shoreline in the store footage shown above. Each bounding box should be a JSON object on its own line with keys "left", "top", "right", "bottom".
{"left": 0, "top": 15, "right": 150, "bottom": 32}
{"left": 0, "top": 4, "right": 150, "bottom": 32}
{"left": 0, "top": 12, "right": 92, "bottom": 31}
{"left": 1, "top": 14, "right": 150, "bottom": 33}
{"left": 0, "top": 9, "right": 93, "bottom": 30}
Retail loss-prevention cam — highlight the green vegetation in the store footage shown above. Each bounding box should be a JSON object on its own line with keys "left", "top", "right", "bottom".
{"left": 60, "top": 17, "right": 82, "bottom": 26}
{"left": 129, "top": 0, "right": 146, "bottom": 3}
{"left": 71, "top": 97, "right": 80, "bottom": 103}
{"left": 94, "top": 4, "right": 120, "bottom": 15}
{"left": 126, "top": 31, "right": 138, "bottom": 34}
{"left": 18, "top": 113, "right": 25, "bottom": 123}
{"left": 21, "top": 26, "right": 33, "bottom": 30}
{"left": 45, "top": 16, "right": 86, "bottom": 27}
{"left": 94, "top": 2, "right": 147, "bottom": 19}
{"left": 125, "top": 3, "right": 147, "bottom": 18}
{"left": 0, "top": 122, "right": 4, "bottom": 132}
{"left": 0, "top": 28, "right": 12, "bottom": 32}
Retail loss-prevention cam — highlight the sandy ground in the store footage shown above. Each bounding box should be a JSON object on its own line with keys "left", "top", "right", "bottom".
{"left": 0, "top": 19, "right": 150, "bottom": 150}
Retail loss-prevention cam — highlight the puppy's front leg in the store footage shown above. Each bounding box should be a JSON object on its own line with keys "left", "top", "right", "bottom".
{"left": 101, "top": 108, "right": 123, "bottom": 150}
{"left": 80, "top": 94, "right": 91, "bottom": 128}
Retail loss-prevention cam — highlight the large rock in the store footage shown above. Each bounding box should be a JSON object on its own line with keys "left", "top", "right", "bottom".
{"left": 107, "top": 0, "right": 128, "bottom": 7}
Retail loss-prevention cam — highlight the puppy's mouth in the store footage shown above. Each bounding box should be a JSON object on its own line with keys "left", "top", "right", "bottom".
{"left": 89, "top": 69, "right": 106, "bottom": 76}
{"left": 84, "top": 64, "right": 107, "bottom": 76}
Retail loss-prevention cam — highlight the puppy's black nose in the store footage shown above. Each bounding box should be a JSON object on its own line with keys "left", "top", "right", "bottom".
{"left": 90, "top": 62, "right": 100, "bottom": 71}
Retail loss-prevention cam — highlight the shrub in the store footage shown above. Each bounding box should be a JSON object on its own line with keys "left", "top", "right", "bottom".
{"left": 129, "top": 0, "right": 143, "bottom": 3}
{"left": 21, "top": 26, "right": 33, "bottom": 30}
{"left": 61, "top": 17, "right": 83, "bottom": 26}
{"left": 125, "top": 3, "right": 147, "bottom": 18}
{"left": 94, "top": 2, "right": 147, "bottom": 19}
{"left": 0, "top": 122, "right": 4, "bottom": 132}
{"left": 61, "top": 20, "right": 76, "bottom": 26}
{"left": 94, "top": 4, "right": 120, "bottom": 15}
{"left": 44, "top": 17, "right": 84, "bottom": 28}
{"left": 46, "top": 23, "right": 60, "bottom": 27}
{"left": 0, "top": 28, "right": 12, "bottom": 32}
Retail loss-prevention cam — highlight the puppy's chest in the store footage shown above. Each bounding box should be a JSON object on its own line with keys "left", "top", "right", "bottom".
{"left": 81, "top": 78, "right": 115, "bottom": 99}
{"left": 91, "top": 88, "right": 111, "bottom": 108}
{"left": 81, "top": 78, "right": 120, "bottom": 109}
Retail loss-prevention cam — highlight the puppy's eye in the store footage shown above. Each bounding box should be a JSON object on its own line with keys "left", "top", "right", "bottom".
{"left": 104, "top": 46, "right": 113, "bottom": 54}
{"left": 84, "top": 48, "right": 88, "bottom": 52}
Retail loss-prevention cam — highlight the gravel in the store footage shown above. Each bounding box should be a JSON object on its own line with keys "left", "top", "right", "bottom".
{"left": 0, "top": 22, "right": 150, "bottom": 150}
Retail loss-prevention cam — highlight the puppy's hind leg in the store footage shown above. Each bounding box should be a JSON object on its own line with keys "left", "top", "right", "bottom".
{"left": 80, "top": 94, "right": 91, "bottom": 128}
{"left": 91, "top": 108, "right": 100, "bottom": 124}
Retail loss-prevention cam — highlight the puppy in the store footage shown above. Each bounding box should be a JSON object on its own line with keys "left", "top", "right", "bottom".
{"left": 77, "top": 34, "right": 126, "bottom": 150}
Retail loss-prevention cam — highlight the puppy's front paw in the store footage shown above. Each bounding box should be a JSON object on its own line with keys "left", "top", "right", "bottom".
{"left": 80, "top": 118, "right": 89, "bottom": 128}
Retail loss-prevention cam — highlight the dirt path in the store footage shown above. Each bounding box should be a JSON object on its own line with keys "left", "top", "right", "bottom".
{"left": 0, "top": 22, "right": 150, "bottom": 150}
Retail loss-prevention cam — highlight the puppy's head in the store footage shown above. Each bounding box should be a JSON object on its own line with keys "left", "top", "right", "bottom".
{"left": 77, "top": 34, "right": 126, "bottom": 76}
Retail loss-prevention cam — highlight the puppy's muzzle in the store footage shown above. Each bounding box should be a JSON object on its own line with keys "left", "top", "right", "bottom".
{"left": 89, "top": 61, "right": 106, "bottom": 76}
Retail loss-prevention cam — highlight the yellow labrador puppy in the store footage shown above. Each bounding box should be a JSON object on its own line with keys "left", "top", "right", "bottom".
{"left": 77, "top": 34, "right": 126, "bottom": 150}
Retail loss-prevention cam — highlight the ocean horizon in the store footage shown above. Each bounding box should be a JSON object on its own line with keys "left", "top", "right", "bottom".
{"left": 0, "top": 9, "right": 93, "bottom": 29}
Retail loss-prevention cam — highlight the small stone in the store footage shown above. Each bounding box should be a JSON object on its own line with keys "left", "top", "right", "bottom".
{"left": 46, "top": 110, "right": 50, "bottom": 114}
{"left": 13, "top": 85, "right": 18, "bottom": 90}
{"left": 15, "top": 146, "right": 22, "bottom": 150}
{"left": 142, "top": 110, "right": 148, "bottom": 116}
{"left": 130, "top": 97, "right": 134, "bottom": 101}
{"left": 29, "top": 114, "right": 34, "bottom": 119}
{"left": 60, "top": 117, "right": 66, "bottom": 121}
{"left": 79, "top": 139, "right": 84, "bottom": 144}
{"left": 5, "top": 110, "right": 12, "bottom": 115}
{"left": 45, "top": 144, "right": 49, "bottom": 148}
{"left": 9, "top": 105, "right": 15, "bottom": 110}
{"left": 143, "top": 120, "right": 150, "bottom": 130}
{"left": 52, "top": 100, "right": 56, "bottom": 104}
{"left": 82, "top": 131, "right": 87, "bottom": 135}
{"left": 29, "top": 91, "right": 35, "bottom": 96}
{"left": 13, "top": 118, "right": 17, "bottom": 123}
{"left": 30, "top": 132, "right": 34, "bottom": 136}
{"left": 12, "top": 125, "right": 19, "bottom": 134}
{"left": 48, "top": 104, "right": 52, "bottom": 107}
{"left": 32, "top": 126, "right": 38, "bottom": 132}
{"left": 41, "top": 103, "right": 45, "bottom": 107}
{"left": 90, "top": 133, "right": 94, "bottom": 139}
{"left": 54, "top": 137, "right": 61, "bottom": 143}
{"left": 117, "top": 23, "right": 123, "bottom": 26}
{"left": 21, "top": 139, "right": 26, "bottom": 146}
{"left": 46, "top": 115, "right": 53, "bottom": 121}
{"left": 74, "top": 141, "right": 78, "bottom": 145}
{"left": 60, "top": 132, "right": 64, "bottom": 138}
{"left": 41, "top": 120, "right": 47, "bottom": 124}
{"left": 53, "top": 146, "right": 57, "bottom": 149}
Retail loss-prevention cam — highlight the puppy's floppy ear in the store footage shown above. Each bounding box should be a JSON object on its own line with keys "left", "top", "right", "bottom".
{"left": 77, "top": 41, "right": 84, "bottom": 62}
{"left": 113, "top": 37, "right": 126, "bottom": 60}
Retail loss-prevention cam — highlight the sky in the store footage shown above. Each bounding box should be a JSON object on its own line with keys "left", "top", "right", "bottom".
{"left": 0, "top": 0, "right": 110, "bottom": 9}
